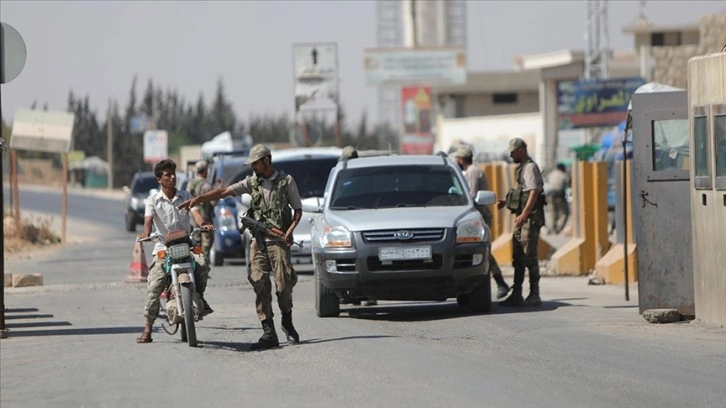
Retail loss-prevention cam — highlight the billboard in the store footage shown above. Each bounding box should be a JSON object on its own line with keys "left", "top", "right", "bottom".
{"left": 364, "top": 47, "right": 466, "bottom": 86}
{"left": 10, "top": 109, "right": 75, "bottom": 153}
{"left": 557, "top": 77, "right": 646, "bottom": 129}
{"left": 143, "top": 130, "right": 168, "bottom": 164}
{"left": 292, "top": 43, "right": 339, "bottom": 111}
{"left": 400, "top": 86, "right": 433, "bottom": 155}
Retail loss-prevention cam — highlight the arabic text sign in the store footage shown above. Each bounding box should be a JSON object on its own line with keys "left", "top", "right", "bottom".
{"left": 557, "top": 77, "right": 645, "bottom": 129}
{"left": 364, "top": 47, "right": 466, "bottom": 86}
{"left": 143, "top": 130, "right": 168, "bottom": 164}
{"left": 10, "top": 109, "right": 75, "bottom": 153}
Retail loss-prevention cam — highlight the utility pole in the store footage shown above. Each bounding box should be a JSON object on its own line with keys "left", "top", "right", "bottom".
{"left": 106, "top": 99, "right": 114, "bottom": 190}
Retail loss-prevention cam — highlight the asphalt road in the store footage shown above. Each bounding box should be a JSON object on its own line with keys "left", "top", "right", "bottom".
{"left": 2, "top": 186, "right": 725, "bottom": 408}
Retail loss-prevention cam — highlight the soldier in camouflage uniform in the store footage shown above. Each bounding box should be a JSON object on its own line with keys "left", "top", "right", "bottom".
{"left": 497, "top": 138, "right": 545, "bottom": 307}
{"left": 136, "top": 159, "right": 213, "bottom": 344}
{"left": 179, "top": 144, "right": 303, "bottom": 350}
{"left": 186, "top": 160, "right": 215, "bottom": 261}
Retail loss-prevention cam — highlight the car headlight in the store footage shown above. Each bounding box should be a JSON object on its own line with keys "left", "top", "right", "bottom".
{"left": 131, "top": 197, "right": 143, "bottom": 210}
{"left": 456, "top": 217, "right": 486, "bottom": 243}
{"left": 320, "top": 224, "right": 352, "bottom": 248}
{"left": 217, "top": 208, "right": 236, "bottom": 230}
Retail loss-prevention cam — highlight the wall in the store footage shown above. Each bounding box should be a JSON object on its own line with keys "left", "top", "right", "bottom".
{"left": 651, "top": 14, "right": 726, "bottom": 89}
{"left": 459, "top": 92, "right": 539, "bottom": 117}
{"left": 435, "top": 112, "right": 543, "bottom": 165}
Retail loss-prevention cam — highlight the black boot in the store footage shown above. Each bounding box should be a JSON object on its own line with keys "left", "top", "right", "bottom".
{"left": 281, "top": 312, "right": 300, "bottom": 344}
{"left": 251, "top": 319, "right": 279, "bottom": 350}
{"left": 500, "top": 289, "right": 524, "bottom": 307}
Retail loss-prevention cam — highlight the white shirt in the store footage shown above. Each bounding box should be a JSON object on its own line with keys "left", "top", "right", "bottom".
{"left": 144, "top": 188, "right": 200, "bottom": 255}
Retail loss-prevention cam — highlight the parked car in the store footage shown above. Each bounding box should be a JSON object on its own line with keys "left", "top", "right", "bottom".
{"left": 123, "top": 171, "right": 159, "bottom": 232}
{"left": 206, "top": 153, "right": 249, "bottom": 266}
{"left": 227, "top": 147, "right": 342, "bottom": 270}
{"left": 310, "top": 152, "right": 496, "bottom": 317}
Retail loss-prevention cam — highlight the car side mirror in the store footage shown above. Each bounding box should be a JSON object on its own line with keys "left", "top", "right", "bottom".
{"left": 149, "top": 188, "right": 159, "bottom": 197}
{"left": 302, "top": 201, "right": 321, "bottom": 213}
{"left": 123, "top": 186, "right": 130, "bottom": 193}
{"left": 475, "top": 190, "right": 497, "bottom": 206}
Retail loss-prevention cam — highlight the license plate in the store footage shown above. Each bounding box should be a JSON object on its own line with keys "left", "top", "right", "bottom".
{"left": 378, "top": 246, "right": 432, "bottom": 261}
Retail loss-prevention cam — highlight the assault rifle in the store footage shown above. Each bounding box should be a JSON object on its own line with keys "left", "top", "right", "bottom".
{"left": 240, "top": 216, "right": 303, "bottom": 248}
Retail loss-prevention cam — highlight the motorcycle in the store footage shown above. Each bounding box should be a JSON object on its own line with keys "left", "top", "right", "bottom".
{"left": 137, "top": 227, "right": 211, "bottom": 347}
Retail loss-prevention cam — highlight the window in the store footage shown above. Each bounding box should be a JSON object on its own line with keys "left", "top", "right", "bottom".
{"left": 715, "top": 111, "right": 726, "bottom": 190}
{"left": 331, "top": 166, "right": 468, "bottom": 209}
{"left": 651, "top": 32, "right": 682, "bottom": 46}
{"left": 694, "top": 116, "right": 709, "bottom": 177}
{"left": 493, "top": 93, "right": 517, "bottom": 104}
{"left": 651, "top": 118, "right": 689, "bottom": 172}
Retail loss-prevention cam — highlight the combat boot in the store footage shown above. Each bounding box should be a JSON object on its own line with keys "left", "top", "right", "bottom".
{"left": 525, "top": 287, "right": 542, "bottom": 307}
{"left": 281, "top": 312, "right": 300, "bottom": 344}
{"left": 500, "top": 290, "right": 524, "bottom": 307}
{"left": 251, "top": 319, "right": 279, "bottom": 350}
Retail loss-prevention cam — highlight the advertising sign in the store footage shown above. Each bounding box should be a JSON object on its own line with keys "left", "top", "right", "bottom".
{"left": 292, "top": 43, "right": 339, "bottom": 111}
{"left": 10, "top": 109, "right": 75, "bottom": 153}
{"left": 400, "top": 86, "right": 433, "bottom": 155}
{"left": 143, "top": 130, "right": 168, "bottom": 164}
{"left": 557, "top": 77, "right": 646, "bottom": 129}
{"left": 364, "top": 47, "right": 466, "bottom": 86}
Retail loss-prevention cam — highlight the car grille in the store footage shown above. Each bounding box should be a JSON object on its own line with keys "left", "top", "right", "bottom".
{"left": 367, "top": 254, "right": 443, "bottom": 271}
{"left": 362, "top": 228, "right": 445, "bottom": 243}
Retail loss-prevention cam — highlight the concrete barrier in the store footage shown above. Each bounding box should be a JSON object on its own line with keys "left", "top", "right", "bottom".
{"left": 550, "top": 161, "right": 611, "bottom": 275}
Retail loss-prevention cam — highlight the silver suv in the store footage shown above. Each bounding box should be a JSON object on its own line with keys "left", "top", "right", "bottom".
{"left": 311, "top": 152, "right": 496, "bottom": 317}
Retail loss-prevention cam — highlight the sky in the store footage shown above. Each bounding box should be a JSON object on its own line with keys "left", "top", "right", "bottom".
{"left": 1, "top": 1, "right": 725, "bottom": 131}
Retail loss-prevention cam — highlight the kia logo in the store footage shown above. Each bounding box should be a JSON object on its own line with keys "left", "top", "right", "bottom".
{"left": 394, "top": 230, "right": 414, "bottom": 240}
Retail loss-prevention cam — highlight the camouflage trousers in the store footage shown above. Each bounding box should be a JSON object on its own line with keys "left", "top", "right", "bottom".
{"left": 248, "top": 240, "right": 297, "bottom": 321}
{"left": 511, "top": 217, "right": 541, "bottom": 296}
{"left": 143, "top": 253, "right": 210, "bottom": 325}
{"left": 192, "top": 229, "right": 215, "bottom": 264}
{"left": 476, "top": 206, "right": 504, "bottom": 282}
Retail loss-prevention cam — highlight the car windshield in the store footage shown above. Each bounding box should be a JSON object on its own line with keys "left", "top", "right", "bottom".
{"left": 225, "top": 157, "right": 338, "bottom": 199}
{"left": 132, "top": 175, "right": 159, "bottom": 194}
{"left": 329, "top": 165, "right": 469, "bottom": 209}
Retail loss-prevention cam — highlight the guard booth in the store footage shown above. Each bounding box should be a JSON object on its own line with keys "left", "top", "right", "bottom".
{"left": 687, "top": 52, "right": 726, "bottom": 326}
{"left": 630, "top": 87, "right": 694, "bottom": 316}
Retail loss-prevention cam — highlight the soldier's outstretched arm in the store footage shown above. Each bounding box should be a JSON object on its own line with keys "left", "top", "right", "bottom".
{"left": 179, "top": 187, "right": 232, "bottom": 211}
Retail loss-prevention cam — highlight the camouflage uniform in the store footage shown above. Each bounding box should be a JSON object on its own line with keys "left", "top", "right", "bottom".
{"left": 187, "top": 176, "right": 215, "bottom": 260}
{"left": 228, "top": 169, "right": 302, "bottom": 321}
{"left": 144, "top": 253, "right": 209, "bottom": 325}
{"left": 510, "top": 158, "right": 545, "bottom": 300}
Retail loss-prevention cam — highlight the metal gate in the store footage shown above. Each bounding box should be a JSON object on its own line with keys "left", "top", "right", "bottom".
{"left": 630, "top": 90, "right": 694, "bottom": 316}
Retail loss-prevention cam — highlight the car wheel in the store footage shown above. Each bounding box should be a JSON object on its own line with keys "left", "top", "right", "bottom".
{"left": 210, "top": 247, "right": 223, "bottom": 267}
{"left": 456, "top": 294, "right": 470, "bottom": 306}
{"left": 315, "top": 270, "right": 340, "bottom": 317}
{"left": 467, "top": 276, "right": 492, "bottom": 314}
{"left": 125, "top": 213, "right": 136, "bottom": 232}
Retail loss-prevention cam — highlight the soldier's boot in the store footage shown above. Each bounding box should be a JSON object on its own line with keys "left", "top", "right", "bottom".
{"left": 492, "top": 272, "right": 510, "bottom": 299}
{"left": 500, "top": 289, "right": 524, "bottom": 307}
{"left": 281, "top": 312, "right": 300, "bottom": 344}
{"left": 524, "top": 262, "right": 542, "bottom": 307}
{"left": 251, "top": 319, "right": 279, "bottom": 350}
{"left": 489, "top": 254, "right": 510, "bottom": 299}
{"left": 501, "top": 258, "right": 526, "bottom": 306}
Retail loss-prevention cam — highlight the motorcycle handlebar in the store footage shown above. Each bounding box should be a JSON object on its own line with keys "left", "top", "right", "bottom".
{"left": 136, "top": 227, "right": 215, "bottom": 243}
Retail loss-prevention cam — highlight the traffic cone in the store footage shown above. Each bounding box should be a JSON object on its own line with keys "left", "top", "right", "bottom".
{"left": 125, "top": 241, "right": 149, "bottom": 283}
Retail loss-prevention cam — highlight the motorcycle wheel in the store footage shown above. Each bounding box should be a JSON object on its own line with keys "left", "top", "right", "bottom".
{"left": 180, "top": 283, "right": 198, "bottom": 347}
